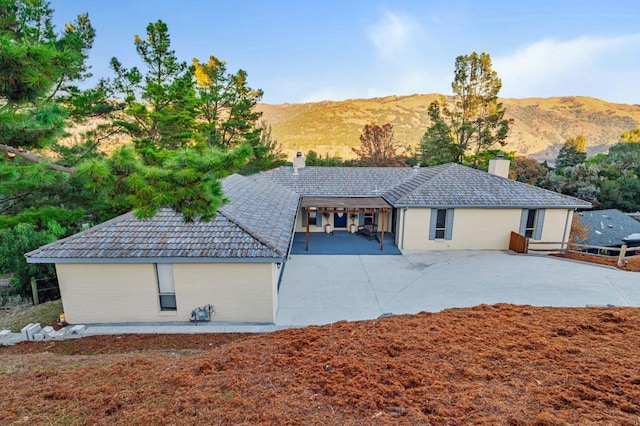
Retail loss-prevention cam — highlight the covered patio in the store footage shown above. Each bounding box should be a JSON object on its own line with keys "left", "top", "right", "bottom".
{"left": 291, "top": 231, "right": 401, "bottom": 255}
{"left": 300, "top": 197, "right": 392, "bottom": 251}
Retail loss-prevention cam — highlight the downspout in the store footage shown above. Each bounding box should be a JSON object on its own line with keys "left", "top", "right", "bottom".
{"left": 401, "top": 207, "right": 407, "bottom": 250}
{"left": 279, "top": 197, "right": 301, "bottom": 292}
{"left": 561, "top": 209, "right": 572, "bottom": 250}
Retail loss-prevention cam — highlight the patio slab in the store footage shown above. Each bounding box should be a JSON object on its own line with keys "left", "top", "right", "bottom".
{"left": 275, "top": 251, "right": 640, "bottom": 326}
{"left": 291, "top": 231, "right": 401, "bottom": 255}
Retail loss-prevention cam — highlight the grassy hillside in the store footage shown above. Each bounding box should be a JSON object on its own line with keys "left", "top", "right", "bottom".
{"left": 256, "top": 95, "right": 640, "bottom": 162}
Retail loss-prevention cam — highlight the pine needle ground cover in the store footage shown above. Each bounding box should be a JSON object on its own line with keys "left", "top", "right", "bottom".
{"left": 2, "top": 304, "right": 640, "bottom": 424}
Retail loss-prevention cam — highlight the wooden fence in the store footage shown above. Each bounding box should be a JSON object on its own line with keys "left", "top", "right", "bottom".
{"left": 509, "top": 231, "right": 528, "bottom": 253}
{"left": 510, "top": 231, "right": 639, "bottom": 267}
{"left": 30, "top": 277, "right": 60, "bottom": 306}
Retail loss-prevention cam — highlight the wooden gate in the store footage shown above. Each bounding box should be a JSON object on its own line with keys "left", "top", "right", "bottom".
{"left": 509, "top": 231, "right": 528, "bottom": 254}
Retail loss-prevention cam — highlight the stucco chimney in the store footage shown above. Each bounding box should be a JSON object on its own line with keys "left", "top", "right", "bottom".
{"left": 292, "top": 151, "right": 306, "bottom": 170}
{"left": 488, "top": 154, "right": 510, "bottom": 178}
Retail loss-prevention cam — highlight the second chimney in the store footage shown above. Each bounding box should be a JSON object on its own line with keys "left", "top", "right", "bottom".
{"left": 488, "top": 154, "right": 510, "bottom": 178}
{"left": 292, "top": 152, "right": 306, "bottom": 170}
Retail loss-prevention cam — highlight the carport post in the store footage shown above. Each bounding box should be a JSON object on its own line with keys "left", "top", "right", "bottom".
{"left": 380, "top": 209, "right": 385, "bottom": 251}
{"left": 305, "top": 208, "right": 310, "bottom": 251}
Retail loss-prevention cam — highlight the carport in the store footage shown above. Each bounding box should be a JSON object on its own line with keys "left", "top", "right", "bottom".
{"left": 300, "top": 197, "right": 392, "bottom": 251}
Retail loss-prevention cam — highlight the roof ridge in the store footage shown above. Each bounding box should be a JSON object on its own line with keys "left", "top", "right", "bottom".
{"left": 217, "top": 209, "right": 281, "bottom": 256}
{"left": 389, "top": 163, "right": 455, "bottom": 204}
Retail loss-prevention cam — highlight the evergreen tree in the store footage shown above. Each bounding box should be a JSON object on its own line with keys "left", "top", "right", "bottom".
{"left": 556, "top": 134, "right": 587, "bottom": 168}
{"left": 238, "top": 120, "right": 287, "bottom": 174}
{"left": 111, "top": 21, "right": 198, "bottom": 150}
{"left": 420, "top": 52, "right": 512, "bottom": 166}
{"left": 192, "top": 56, "right": 263, "bottom": 149}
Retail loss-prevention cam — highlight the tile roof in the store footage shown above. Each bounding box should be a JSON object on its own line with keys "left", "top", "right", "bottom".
{"left": 576, "top": 209, "right": 640, "bottom": 247}
{"left": 26, "top": 174, "right": 299, "bottom": 262}
{"left": 258, "top": 166, "right": 416, "bottom": 196}
{"left": 27, "top": 162, "right": 592, "bottom": 263}
{"left": 260, "top": 163, "right": 591, "bottom": 208}
{"left": 387, "top": 163, "right": 592, "bottom": 208}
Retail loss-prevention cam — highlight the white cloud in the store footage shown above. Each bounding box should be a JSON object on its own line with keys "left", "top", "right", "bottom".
{"left": 494, "top": 34, "right": 640, "bottom": 100}
{"left": 368, "top": 10, "right": 420, "bottom": 61}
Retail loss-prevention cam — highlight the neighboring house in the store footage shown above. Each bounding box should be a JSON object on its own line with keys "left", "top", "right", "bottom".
{"left": 26, "top": 156, "right": 591, "bottom": 324}
{"left": 576, "top": 209, "right": 640, "bottom": 250}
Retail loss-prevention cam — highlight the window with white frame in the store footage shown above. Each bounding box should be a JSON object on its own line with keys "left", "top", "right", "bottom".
{"left": 520, "top": 209, "right": 545, "bottom": 240}
{"left": 156, "top": 264, "right": 176, "bottom": 311}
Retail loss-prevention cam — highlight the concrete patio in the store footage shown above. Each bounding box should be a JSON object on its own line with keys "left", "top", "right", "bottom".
{"left": 291, "top": 231, "right": 401, "bottom": 255}
{"left": 275, "top": 251, "right": 640, "bottom": 326}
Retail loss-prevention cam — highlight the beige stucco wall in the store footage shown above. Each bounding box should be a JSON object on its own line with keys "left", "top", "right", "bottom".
{"left": 55, "top": 262, "right": 278, "bottom": 324}
{"left": 295, "top": 209, "right": 392, "bottom": 233}
{"left": 398, "top": 207, "right": 572, "bottom": 251}
{"left": 534, "top": 208, "right": 573, "bottom": 251}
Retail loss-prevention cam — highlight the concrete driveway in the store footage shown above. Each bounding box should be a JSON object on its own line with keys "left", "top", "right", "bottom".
{"left": 275, "top": 251, "right": 640, "bottom": 326}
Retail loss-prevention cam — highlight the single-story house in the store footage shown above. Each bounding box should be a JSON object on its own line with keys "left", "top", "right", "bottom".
{"left": 576, "top": 209, "right": 640, "bottom": 252}
{"left": 25, "top": 156, "right": 591, "bottom": 324}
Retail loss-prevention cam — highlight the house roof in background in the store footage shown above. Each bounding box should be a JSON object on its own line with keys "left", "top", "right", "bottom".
{"left": 26, "top": 174, "right": 299, "bottom": 263}
{"left": 576, "top": 209, "right": 640, "bottom": 247}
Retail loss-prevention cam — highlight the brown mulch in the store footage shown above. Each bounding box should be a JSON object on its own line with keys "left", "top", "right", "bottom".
{"left": 2, "top": 304, "right": 640, "bottom": 424}
{"left": 553, "top": 252, "right": 640, "bottom": 272}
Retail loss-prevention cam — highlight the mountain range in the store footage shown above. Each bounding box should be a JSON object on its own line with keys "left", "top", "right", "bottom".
{"left": 256, "top": 95, "right": 640, "bottom": 162}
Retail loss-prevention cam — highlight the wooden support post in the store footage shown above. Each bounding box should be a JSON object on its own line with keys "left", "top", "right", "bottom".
{"left": 380, "top": 209, "right": 386, "bottom": 251}
{"left": 618, "top": 244, "right": 628, "bottom": 267}
{"left": 305, "top": 208, "right": 310, "bottom": 251}
{"left": 31, "top": 278, "right": 39, "bottom": 306}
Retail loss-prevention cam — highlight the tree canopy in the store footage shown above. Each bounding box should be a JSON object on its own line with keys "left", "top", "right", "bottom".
{"left": 419, "top": 52, "right": 512, "bottom": 167}
{"left": 0, "top": 2, "right": 268, "bottom": 298}
{"left": 352, "top": 122, "right": 405, "bottom": 166}
{"left": 556, "top": 134, "right": 587, "bottom": 168}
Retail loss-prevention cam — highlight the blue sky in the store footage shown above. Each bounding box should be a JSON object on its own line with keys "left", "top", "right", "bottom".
{"left": 50, "top": 0, "right": 640, "bottom": 105}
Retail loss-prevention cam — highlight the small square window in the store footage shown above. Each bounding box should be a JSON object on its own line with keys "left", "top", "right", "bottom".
{"left": 159, "top": 294, "right": 177, "bottom": 310}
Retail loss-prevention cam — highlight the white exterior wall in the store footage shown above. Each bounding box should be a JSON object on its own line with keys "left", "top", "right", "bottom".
{"left": 295, "top": 208, "right": 392, "bottom": 233}
{"left": 55, "top": 262, "right": 277, "bottom": 324}
{"left": 398, "top": 207, "right": 572, "bottom": 250}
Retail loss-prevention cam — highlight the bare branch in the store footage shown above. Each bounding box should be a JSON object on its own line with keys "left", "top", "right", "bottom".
{"left": 0, "top": 144, "right": 75, "bottom": 173}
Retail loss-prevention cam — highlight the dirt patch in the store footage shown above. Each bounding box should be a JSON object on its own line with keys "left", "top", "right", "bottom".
{"left": 553, "top": 252, "right": 640, "bottom": 272}
{"left": 2, "top": 304, "right": 640, "bottom": 424}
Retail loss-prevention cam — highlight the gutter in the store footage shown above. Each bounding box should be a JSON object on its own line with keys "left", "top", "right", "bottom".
{"left": 401, "top": 207, "right": 407, "bottom": 250}
{"left": 562, "top": 209, "right": 572, "bottom": 248}
{"left": 24, "top": 256, "right": 285, "bottom": 265}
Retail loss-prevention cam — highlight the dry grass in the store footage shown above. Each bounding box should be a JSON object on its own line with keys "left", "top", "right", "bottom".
{"left": 0, "top": 300, "right": 63, "bottom": 332}
{"left": 256, "top": 95, "right": 640, "bottom": 161}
